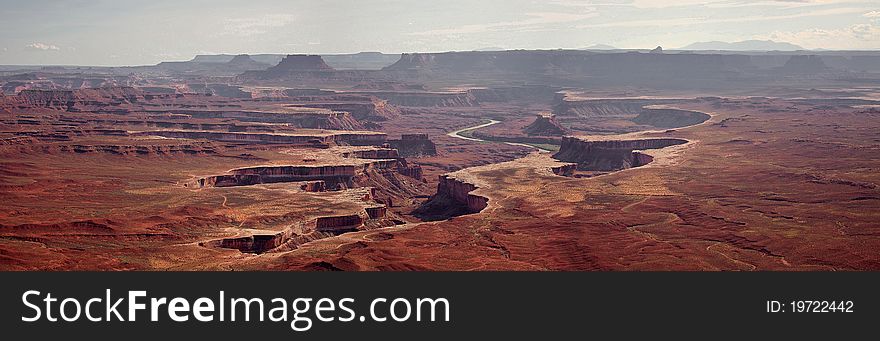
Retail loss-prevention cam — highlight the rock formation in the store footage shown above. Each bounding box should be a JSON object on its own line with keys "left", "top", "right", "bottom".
{"left": 315, "top": 214, "right": 364, "bottom": 233}
{"left": 136, "top": 130, "right": 386, "bottom": 146}
{"left": 387, "top": 133, "right": 437, "bottom": 157}
{"left": 553, "top": 136, "right": 688, "bottom": 170}
{"left": 524, "top": 113, "right": 567, "bottom": 136}
{"left": 436, "top": 174, "right": 488, "bottom": 213}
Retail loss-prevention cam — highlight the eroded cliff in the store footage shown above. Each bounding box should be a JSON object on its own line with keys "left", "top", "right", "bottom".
{"left": 553, "top": 136, "right": 688, "bottom": 170}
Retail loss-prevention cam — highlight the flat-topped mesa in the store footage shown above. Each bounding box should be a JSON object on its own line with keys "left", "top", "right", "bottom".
{"left": 383, "top": 53, "right": 439, "bottom": 71}
{"left": 275, "top": 54, "right": 335, "bottom": 71}
{"left": 387, "top": 133, "right": 437, "bottom": 157}
{"left": 193, "top": 146, "right": 423, "bottom": 190}
{"left": 13, "top": 87, "right": 145, "bottom": 110}
{"left": 553, "top": 136, "right": 688, "bottom": 171}
{"left": 219, "top": 232, "right": 288, "bottom": 254}
{"left": 524, "top": 113, "right": 567, "bottom": 136}
{"left": 200, "top": 165, "right": 358, "bottom": 189}
{"left": 315, "top": 214, "right": 364, "bottom": 233}
{"left": 237, "top": 55, "right": 345, "bottom": 81}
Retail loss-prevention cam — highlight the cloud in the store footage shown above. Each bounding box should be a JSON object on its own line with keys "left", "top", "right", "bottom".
{"left": 577, "top": 7, "right": 864, "bottom": 28}
{"left": 25, "top": 42, "right": 61, "bottom": 51}
{"left": 220, "top": 14, "right": 296, "bottom": 36}
{"left": 756, "top": 23, "right": 880, "bottom": 49}
{"left": 865, "top": 10, "right": 880, "bottom": 18}
{"left": 410, "top": 10, "right": 598, "bottom": 36}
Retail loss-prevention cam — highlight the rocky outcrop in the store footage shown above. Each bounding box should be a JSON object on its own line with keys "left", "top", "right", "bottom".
{"left": 553, "top": 136, "right": 688, "bottom": 170}
{"left": 387, "top": 133, "right": 437, "bottom": 157}
{"left": 436, "top": 175, "right": 488, "bottom": 213}
{"left": 524, "top": 114, "right": 567, "bottom": 136}
{"left": 631, "top": 151, "right": 654, "bottom": 168}
{"left": 315, "top": 214, "right": 364, "bottom": 233}
{"left": 219, "top": 232, "right": 286, "bottom": 253}
{"left": 551, "top": 163, "right": 577, "bottom": 176}
{"left": 300, "top": 180, "right": 326, "bottom": 192}
{"left": 364, "top": 206, "right": 387, "bottom": 219}
{"left": 272, "top": 55, "right": 334, "bottom": 71}
{"left": 396, "top": 163, "right": 423, "bottom": 180}
{"left": 198, "top": 165, "right": 358, "bottom": 188}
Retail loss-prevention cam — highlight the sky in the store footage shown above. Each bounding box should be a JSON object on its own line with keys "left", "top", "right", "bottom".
{"left": 0, "top": 0, "right": 878, "bottom": 66}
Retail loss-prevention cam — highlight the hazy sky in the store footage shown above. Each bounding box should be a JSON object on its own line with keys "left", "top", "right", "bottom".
{"left": 1, "top": 0, "right": 878, "bottom": 66}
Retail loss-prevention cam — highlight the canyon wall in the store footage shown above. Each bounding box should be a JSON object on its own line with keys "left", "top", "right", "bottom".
{"left": 436, "top": 175, "right": 488, "bottom": 213}
{"left": 363, "top": 91, "right": 477, "bottom": 107}
{"left": 553, "top": 136, "right": 688, "bottom": 170}
{"left": 135, "top": 130, "right": 386, "bottom": 147}
{"left": 387, "top": 133, "right": 437, "bottom": 157}
{"left": 631, "top": 108, "right": 711, "bottom": 128}
{"left": 315, "top": 214, "right": 364, "bottom": 233}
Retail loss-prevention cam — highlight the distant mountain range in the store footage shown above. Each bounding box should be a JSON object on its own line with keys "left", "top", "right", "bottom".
{"left": 188, "top": 52, "right": 400, "bottom": 70}
{"left": 678, "top": 40, "right": 805, "bottom": 51}
{"left": 473, "top": 47, "right": 507, "bottom": 52}
{"left": 581, "top": 44, "right": 617, "bottom": 50}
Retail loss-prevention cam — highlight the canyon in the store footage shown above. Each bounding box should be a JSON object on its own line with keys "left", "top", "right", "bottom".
{"left": 1, "top": 50, "right": 879, "bottom": 271}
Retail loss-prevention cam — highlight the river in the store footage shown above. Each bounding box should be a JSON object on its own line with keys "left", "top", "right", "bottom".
{"left": 446, "top": 119, "right": 554, "bottom": 152}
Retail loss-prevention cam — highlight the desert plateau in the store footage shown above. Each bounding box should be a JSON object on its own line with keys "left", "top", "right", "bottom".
{"left": 1, "top": 47, "right": 879, "bottom": 271}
